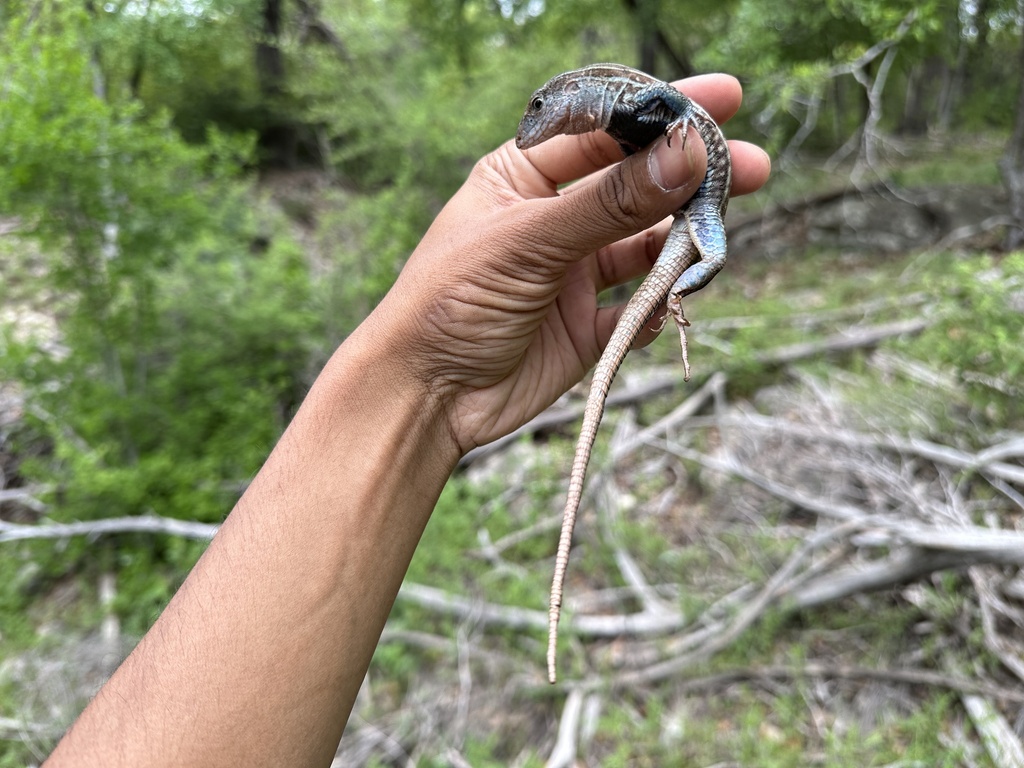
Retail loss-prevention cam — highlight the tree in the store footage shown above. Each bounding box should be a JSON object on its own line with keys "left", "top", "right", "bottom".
{"left": 1000, "top": 9, "right": 1024, "bottom": 250}
{"left": 0, "top": 3, "right": 323, "bottom": 623}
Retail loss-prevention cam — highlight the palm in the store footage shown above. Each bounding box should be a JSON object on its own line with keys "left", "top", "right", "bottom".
{"left": 384, "top": 142, "right": 609, "bottom": 449}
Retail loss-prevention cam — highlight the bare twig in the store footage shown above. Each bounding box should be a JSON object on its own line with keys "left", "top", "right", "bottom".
{"left": 818, "top": 10, "right": 918, "bottom": 176}
{"left": 934, "top": 214, "right": 1019, "bottom": 249}
{"left": 973, "top": 570, "right": 1024, "bottom": 685}
{"left": 962, "top": 695, "right": 1024, "bottom": 768}
{"left": 698, "top": 293, "right": 928, "bottom": 333}
{"left": 396, "top": 582, "right": 686, "bottom": 639}
{"left": 686, "top": 414, "right": 1024, "bottom": 487}
{"left": 0, "top": 716, "right": 60, "bottom": 739}
{"left": 0, "top": 486, "right": 48, "bottom": 512}
{"left": 611, "top": 519, "right": 865, "bottom": 686}
{"left": 610, "top": 371, "right": 724, "bottom": 462}
{"left": 453, "top": 623, "right": 474, "bottom": 747}
{"left": 545, "top": 688, "right": 584, "bottom": 768}
{"left": 0, "top": 514, "right": 218, "bottom": 543}
{"left": 753, "top": 317, "right": 931, "bottom": 368}
{"left": 477, "top": 514, "right": 562, "bottom": 557}
{"left": 598, "top": 480, "right": 674, "bottom": 616}
{"left": 664, "top": 663, "right": 1024, "bottom": 704}
{"left": 653, "top": 438, "right": 869, "bottom": 522}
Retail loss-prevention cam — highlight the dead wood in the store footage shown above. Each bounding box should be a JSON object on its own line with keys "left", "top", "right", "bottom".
{"left": 962, "top": 695, "right": 1024, "bottom": 768}
{"left": 666, "top": 663, "right": 1024, "bottom": 705}
{"left": 0, "top": 514, "right": 219, "bottom": 543}
{"left": 688, "top": 413, "right": 1024, "bottom": 487}
{"left": 752, "top": 317, "right": 931, "bottom": 367}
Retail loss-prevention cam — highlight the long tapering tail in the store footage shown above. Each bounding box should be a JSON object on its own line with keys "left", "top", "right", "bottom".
{"left": 547, "top": 227, "right": 697, "bottom": 683}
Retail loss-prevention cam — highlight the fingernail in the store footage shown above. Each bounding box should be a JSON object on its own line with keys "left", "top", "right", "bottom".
{"left": 648, "top": 129, "right": 698, "bottom": 192}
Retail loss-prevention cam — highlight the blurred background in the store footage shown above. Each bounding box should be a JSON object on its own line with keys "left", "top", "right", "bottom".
{"left": 2, "top": 0, "right": 1023, "bottom": 765}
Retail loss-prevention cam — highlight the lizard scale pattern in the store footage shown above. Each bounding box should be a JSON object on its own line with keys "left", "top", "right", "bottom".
{"left": 515, "top": 64, "right": 732, "bottom": 684}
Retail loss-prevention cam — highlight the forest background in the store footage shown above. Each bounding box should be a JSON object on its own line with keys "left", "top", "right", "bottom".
{"left": 2, "top": 0, "right": 1024, "bottom": 765}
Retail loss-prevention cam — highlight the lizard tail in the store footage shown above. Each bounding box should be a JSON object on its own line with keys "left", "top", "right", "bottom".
{"left": 546, "top": 238, "right": 693, "bottom": 683}
{"left": 548, "top": 389, "right": 608, "bottom": 683}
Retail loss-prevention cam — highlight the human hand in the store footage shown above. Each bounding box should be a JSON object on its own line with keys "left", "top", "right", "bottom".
{"left": 364, "top": 73, "right": 771, "bottom": 455}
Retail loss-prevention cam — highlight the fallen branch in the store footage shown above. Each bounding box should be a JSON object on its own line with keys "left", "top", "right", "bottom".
{"left": 0, "top": 486, "right": 48, "bottom": 512}
{"left": 545, "top": 688, "right": 584, "bottom": 768}
{"left": 787, "top": 547, "right": 1011, "bottom": 610}
{"left": 396, "top": 582, "right": 686, "bottom": 638}
{"left": 0, "top": 514, "right": 219, "bottom": 543}
{"left": 610, "top": 519, "right": 865, "bottom": 686}
{"left": 653, "top": 438, "right": 870, "bottom": 522}
{"left": 752, "top": 317, "right": 932, "bottom": 368}
{"left": 962, "top": 695, "right": 1024, "bottom": 768}
{"left": 458, "top": 372, "right": 683, "bottom": 466}
{"left": 461, "top": 313, "right": 932, "bottom": 472}
{"left": 661, "top": 662, "right": 1024, "bottom": 704}
{"left": 686, "top": 414, "right": 1024, "bottom": 486}
{"left": 697, "top": 293, "right": 928, "bottom": 333}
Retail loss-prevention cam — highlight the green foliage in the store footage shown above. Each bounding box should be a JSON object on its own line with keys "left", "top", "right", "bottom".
{"left": 404, "top": 473, "right": 552, "bottom": 604}
{"left": 100, "top": 0, "right": 269, "bottom": 141}
{"left": 913, "top": 252, "right": 1024, "bottom": 426}
{"left": 0, "top": 2, "right": 324, "bottom": 627}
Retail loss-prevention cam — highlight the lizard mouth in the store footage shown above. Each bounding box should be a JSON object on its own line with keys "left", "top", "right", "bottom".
{"left": 515, "top": 124, "right": 538, "bottom": 150}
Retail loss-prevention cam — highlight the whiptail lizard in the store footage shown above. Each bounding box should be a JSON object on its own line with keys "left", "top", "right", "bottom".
{"left": 515, "top": 64, "right": 732, "bottom": 683}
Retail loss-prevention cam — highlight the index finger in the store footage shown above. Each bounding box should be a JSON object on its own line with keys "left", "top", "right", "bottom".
{"left": 518, "top": 73, "right": 744, "bottom": 187}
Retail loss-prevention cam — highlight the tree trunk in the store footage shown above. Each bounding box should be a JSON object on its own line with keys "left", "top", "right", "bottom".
{"left": 1000, "top": 18, "right": 1024, "bottom": 251}
{"left": 633, "top": 0, "right": 657, "bottom": 74}
{"left": 621, "top": 0, "right": 694, "bottom": 78}
{"left": 255, "top": 0, "right": 285, "bottom": 98}
{"left": 255, "top": 0, "right": 297, "bottom": 166}
{"left": 899, "top": 61, "right": 929, "bottom": 136}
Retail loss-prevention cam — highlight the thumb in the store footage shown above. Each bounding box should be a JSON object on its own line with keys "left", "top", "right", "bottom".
{"left": 536, "top": 129, "right": 708, "bottom": 261}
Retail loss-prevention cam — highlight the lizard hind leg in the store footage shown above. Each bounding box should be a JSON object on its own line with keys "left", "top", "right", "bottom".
{"left": 670, "top": 201, "right": 727, "bottom": 307}
{"left": 667, "top": 203, "right": 727, "bottom": 381}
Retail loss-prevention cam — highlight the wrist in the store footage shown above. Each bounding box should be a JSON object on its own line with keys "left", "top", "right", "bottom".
{"left": 320, "top": 318, "right": 463, "bottom": 472}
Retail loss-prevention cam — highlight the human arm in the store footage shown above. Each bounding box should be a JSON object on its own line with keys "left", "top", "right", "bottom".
{"left": 44, "top": 73, "right": 770, "bottom": 767}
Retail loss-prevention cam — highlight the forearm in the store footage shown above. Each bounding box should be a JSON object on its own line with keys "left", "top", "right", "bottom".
{"left": 46, "top": 323, "right": 460, "bottom": 767}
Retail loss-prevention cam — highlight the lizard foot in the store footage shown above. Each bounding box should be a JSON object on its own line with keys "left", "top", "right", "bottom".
{"left": 669, "top": 298, "right": 692, "bottom": 381}
{"left": 651, "top": 308, "right": 670, "bottom": 333}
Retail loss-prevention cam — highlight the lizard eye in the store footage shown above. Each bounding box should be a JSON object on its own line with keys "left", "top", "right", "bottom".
{"left": 531, "top": 97, "right": 544, "bottom": 111}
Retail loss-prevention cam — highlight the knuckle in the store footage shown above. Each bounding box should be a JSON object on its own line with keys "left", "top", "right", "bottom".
{"left": 595, "top": 166, "right": 648, "bottom": 231}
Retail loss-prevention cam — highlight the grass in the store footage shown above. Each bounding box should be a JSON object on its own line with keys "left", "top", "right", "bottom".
{"left": 589, "top": 687, "right": 975, "bottom": 767}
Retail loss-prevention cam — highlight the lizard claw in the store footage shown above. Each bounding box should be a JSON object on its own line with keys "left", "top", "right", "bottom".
{"left": 664, "top": 114, "right": 692, "bottom": 149}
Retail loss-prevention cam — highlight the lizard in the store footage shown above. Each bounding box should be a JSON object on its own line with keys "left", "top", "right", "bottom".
{"left": 515, "top": 63, "right": 732, "bottom": 684}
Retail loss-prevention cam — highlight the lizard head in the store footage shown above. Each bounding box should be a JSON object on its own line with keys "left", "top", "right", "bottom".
{"left": 515, "top": 71, "right": 585, "bottom": 150}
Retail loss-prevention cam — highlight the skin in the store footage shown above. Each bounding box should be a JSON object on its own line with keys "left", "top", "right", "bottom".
{"left": 44, "top": 73, "right": 770, "bottom": 768}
